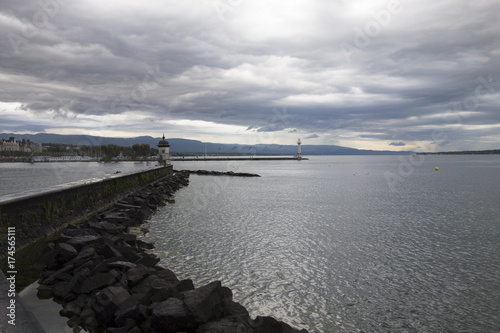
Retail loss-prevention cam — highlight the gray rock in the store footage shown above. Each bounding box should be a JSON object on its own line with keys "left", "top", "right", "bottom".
{"left": 75, "top": 294, "right": 90, "bottom": 308}
{"left": 119, "top": 233, "right": 137, "bottom": 245}
{"left": 101, "top": 211, "right": 133, "bottom": 225}
{"left": 108, "top": 260, "right": 137, "bottom": 271}
{"left": 150, "top": 298, "right": 195, "bottom": 331}
{"left": 154, "top": 268, "right": 179, "bottom": 283}
{"left": 150, "top": 287, "right": 179, "bottom": 303}
{"left": 92, "top": 286, "right": 131, "bottom": 326}
{"left": 90, "top": 256, "right": 125, "bottom": 275}
{"left": 68, "top": 267, "right": 91, "bottom": 293}
{"left": 108, "top": 318, "right": 139, "bottom": 333}
{"left": 56, "top": 243, "right": 78, "bottom": 263}
{"left": 252, "top": 316, "right": 309, "bottom": 333}
{"left": 136, "top": 239, "right": 154, "bottom": 249}
{"left": 53, "top": 281, "right": 76, "bottom": 302}
{"left": 223, "top": 300, "right": 250, "bottom": 319}
{"left": 102, "top": 244, "right": 123, "bottom": 259}
{"left": 125, "top": 264, "right": 150, "bottom": 286}
{"left": 89, "top": 221, "right": 127, "bottom": 234}
{"left": 177, "top": 279, "right": 195, "bottom": 292}
{"left": 59, "top": 300, "right": 82, "bottom": 318}
{"left": 80, "top": 307, "right": 95, "bottom": 321}
{"left": 36, "top": 284, "right": 54, "bottom": 299}
{"left": 61, "top": 227, "right": 98, "bottom": 237}
{"left": 114, "top": 293, "right": 150, "bottom": 326}
{"left": 80, "top": 272, "right": 116, "bottom": 293}
{"left": 75, "top": 247, "right": 98, "bottom": 262}
{"left": 196, "top": 317, "right": 253, "bottom": 333}
{"left": 131, "top": 274, "right": 177, "bottom": 294}
{"left": 114, "top": 202, "right": 143, "bottom": 210}
{"left": 41, "top": 263, "right": 75, "bottom": 285}
{"left": 67, "top": 235, "right": 104, "bottom": 250}
{"left": 115, "top": 245, "right": 142, "bottom": 262}
{"left": 135, "top": 254, "right": 160, "bottom": 267}
{"left": 183, "top": 281, "right": 225, "bottom": 324}
{"left": 72, "top": 259, "right": 94, "bottom": 276}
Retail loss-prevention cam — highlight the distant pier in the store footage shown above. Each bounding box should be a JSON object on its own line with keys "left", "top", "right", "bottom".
{"left": 172, "top": 156, "right": 308, "bottom": 161}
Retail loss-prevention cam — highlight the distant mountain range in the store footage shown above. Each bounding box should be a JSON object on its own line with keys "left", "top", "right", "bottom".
{"left": 0, "top": 133, "right": 411, "bottom": 155}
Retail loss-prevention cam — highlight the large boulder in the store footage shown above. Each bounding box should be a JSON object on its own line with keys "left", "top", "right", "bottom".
{"left": 183, "top": 281, "right": 226, "bottom": 324}
{"left": 125, "top": 264, "right": 150, "bottom": 286}
{"left": 196, "top": 317, "right": 253, "bottom": 333}
{"left": 252, "top": 316, "right": 309, "bottom": 333}
{"left": 66, "top": 235, "right": 104, "bottom": 251}
{"left": 56, "top": 243, "right": 78, "bottom": 263}
{"left": 150, "top": 298, "right": 195, "bottom": 331}
{"left": 80, "top": 272, "right": 116, "bottom": 293}
{"left": 91, "top": 286, "right": 130, "bottom": 326}
{"left": 114, "top": 293, "right": 151, "bottom": 326}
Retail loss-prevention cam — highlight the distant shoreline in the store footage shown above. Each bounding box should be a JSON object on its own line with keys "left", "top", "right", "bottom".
{"left": 417, "top": 149, "right": 500, "bottom": 155}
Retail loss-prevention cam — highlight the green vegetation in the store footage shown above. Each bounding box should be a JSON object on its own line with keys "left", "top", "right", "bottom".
{"left": 40, "top": 200, "right": 60, "bottom": 222}
{"left": 132, "top": 143, "right": 151, "bottom": 159}
{"left": 0, "top": 150, "right": 31, "bottom": 157}
{"left": 0, "top": 208, "right": 12, "bottom": 228}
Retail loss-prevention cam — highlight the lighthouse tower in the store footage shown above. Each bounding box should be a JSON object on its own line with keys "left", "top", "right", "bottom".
{"left": 297, "top": 138, "right": 302, "bottom": 160}
{"left": 157, "top": 134, "right": 171, "bottom": 166}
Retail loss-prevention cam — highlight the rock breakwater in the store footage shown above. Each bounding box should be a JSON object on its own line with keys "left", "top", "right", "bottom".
{"left": 175, "top": 170, "right": 261, "bottom": 177}
{"left": 37, "top": 171, "right": 307, "bottom": 333}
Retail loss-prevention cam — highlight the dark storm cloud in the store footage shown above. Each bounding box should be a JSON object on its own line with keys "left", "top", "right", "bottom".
{"left": 0, "top": 0, "right": 499, "bottom": 149}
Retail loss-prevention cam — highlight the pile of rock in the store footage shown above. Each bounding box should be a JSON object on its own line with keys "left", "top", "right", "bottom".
{"left": 37, "top": 171, "right": 308, "bottom": 333}
{"left": 176, "top": 170, "right": 261, "bottom": 177}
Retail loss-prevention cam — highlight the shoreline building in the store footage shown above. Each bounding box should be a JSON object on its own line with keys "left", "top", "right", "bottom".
{"left": 0, "top": 137, "right": 41, "bottom": 153}
{"left": 157, "top": 134, "right": 171, "bottom": 166}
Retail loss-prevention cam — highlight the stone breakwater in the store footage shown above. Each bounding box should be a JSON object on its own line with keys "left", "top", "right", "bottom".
{"left": 175, "top": 170, "right": 261, "bottom": 177}
{"left": 36, "top": 171, "right": 308, "bottom": 333}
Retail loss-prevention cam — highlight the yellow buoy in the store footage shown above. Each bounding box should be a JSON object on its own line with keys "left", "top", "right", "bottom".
{"left": 435, "top": 167, "right": 439, "bottom": 171}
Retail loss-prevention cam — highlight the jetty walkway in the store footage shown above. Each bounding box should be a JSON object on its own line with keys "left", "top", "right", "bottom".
{"left": 172, "top": 156, "right": 307, "bottom": 161}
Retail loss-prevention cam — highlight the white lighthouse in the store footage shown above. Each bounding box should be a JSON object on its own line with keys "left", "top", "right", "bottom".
{"left": 157, "top": 134, "right": 171, "bottom": 166}
{"left": 297, "top": 138, "right": 302, "bottom": 160}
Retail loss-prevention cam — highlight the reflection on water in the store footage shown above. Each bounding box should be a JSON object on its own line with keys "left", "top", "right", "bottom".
{"left": 0, "top": 161, "right": 158, "bottom": 195}
{"left": 3, "top": 157, "right": 500, "bottom": 332}
{"left": 142, "top": 156, "right": 500, "bottom": 332}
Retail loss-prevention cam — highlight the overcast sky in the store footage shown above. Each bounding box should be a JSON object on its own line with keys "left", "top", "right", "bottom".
{"left": 1, "top": 0, "right": 499, "bottom": 151}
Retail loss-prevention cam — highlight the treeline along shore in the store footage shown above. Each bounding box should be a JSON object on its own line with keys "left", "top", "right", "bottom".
{"left": 30, "top": 171, "right": 308, "bottom": 332}
{"left": 417, "top": 149, "right": 500, "bottom": 155}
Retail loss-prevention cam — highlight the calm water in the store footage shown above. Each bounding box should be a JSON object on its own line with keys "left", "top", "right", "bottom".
{"left": 1, "top": 156, "right": 499, "bottom": 332}
{"left": 141, "top": 155, "right": 500, "bottom": 333}
{"left": 0, "top": 161, "right": 158, "bottom": 195}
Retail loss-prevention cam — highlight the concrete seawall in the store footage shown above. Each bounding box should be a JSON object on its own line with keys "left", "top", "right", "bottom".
{"left": 0, "top": 165, "right": 173, "bottom": 257}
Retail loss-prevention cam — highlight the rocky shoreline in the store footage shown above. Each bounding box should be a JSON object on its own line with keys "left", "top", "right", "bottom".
{"left": 36, "top": 171, "right": 307, "bottom": 333}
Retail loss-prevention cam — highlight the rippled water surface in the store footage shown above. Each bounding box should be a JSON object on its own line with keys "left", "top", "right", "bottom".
{"left": 139, "top": 155, "right": 500, "bottom": 332}
{"left": 1, "top": 156, "right": 499, "bottom": 332}
{"left": 0, "top": 161, "right": 158, "bottom": 195}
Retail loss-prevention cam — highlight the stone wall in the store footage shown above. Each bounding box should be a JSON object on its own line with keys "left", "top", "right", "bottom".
{"left": 0, "top": 166, "right": 173, "bottom": 257}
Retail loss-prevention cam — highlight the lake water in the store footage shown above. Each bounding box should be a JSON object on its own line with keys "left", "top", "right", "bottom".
{"left": 1, "top": 156, "right": 499, "bottom": 332}
{"left": 0, "top": 161, "right": 159, "bottom": 196}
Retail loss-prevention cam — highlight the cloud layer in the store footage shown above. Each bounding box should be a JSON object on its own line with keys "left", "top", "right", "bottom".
{"left": 1, "top": 0, "right": 499, "bottom": 151}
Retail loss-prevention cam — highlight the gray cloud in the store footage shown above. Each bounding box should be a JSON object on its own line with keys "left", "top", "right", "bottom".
{"left": 1, "top": 0, "right": 499, "bottom": 150}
